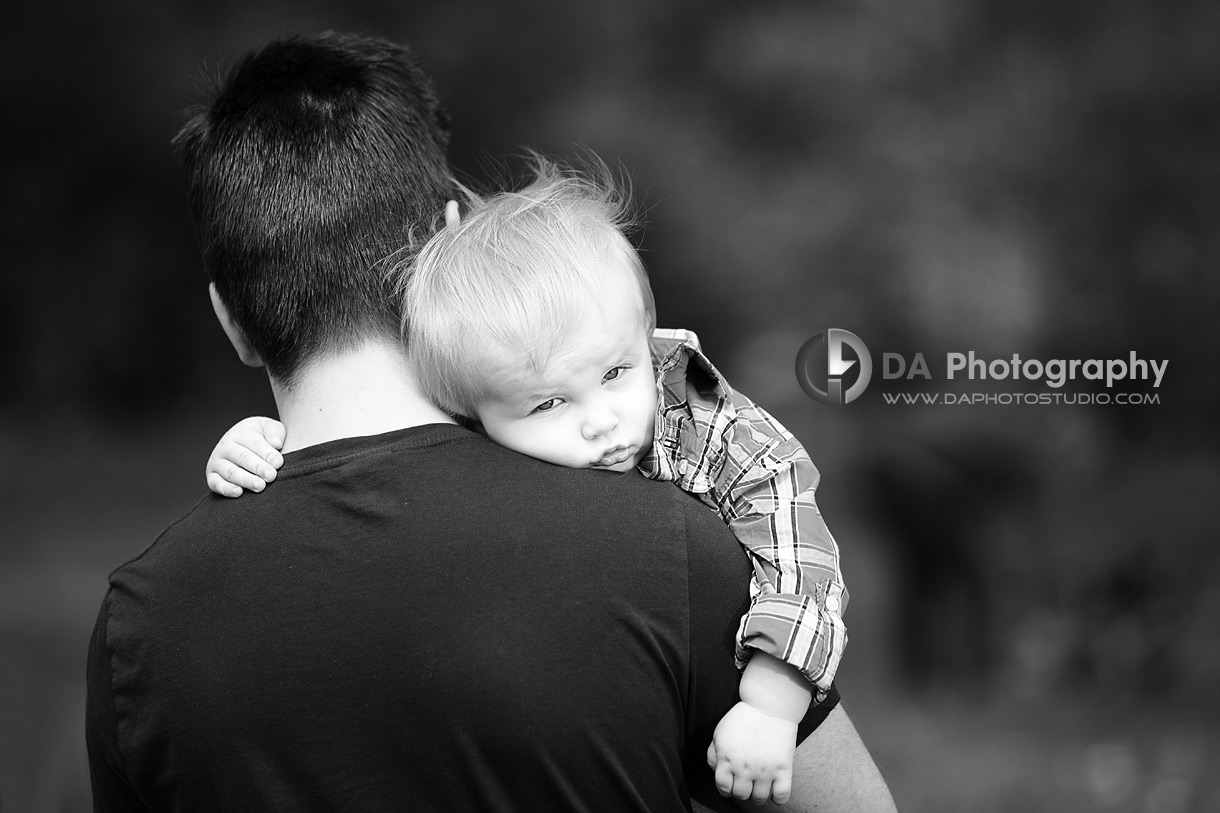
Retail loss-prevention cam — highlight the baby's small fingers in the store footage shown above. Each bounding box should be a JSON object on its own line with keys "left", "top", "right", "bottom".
{"left": 226, "top": 444, "right": 279, "bottom": 482}
{"left": 213, "top": 457, "right": 269, "bottom": 493}
{"left": 713, "top": 763, "right": 735, "bottom": 797}
{"left": 257, "top": 449, "right": 281, "bottom": 481}
{"left": 730, "top": 775, "right": 755, "bottom": 802}
{"left": 207, "top": 471, "right": 243, "bottom": 499}
{"left": 255, "top": 417, "right": 288, "bottom": 453}
{"left": 770, "top": 774, "right": 792, "bottom": 805}
{"left": 749, "top": 779, "right": 772, "bottom": 805}
{"left": 244, "top": 437, "right": 284, "bottom": 473}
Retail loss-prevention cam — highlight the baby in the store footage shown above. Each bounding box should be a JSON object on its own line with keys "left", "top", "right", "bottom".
{"left": 206, "top": 159, "right": 848, "bottom": 805}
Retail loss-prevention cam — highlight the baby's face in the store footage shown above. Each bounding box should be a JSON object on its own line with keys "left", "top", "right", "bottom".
{"left": 474, "top": 286, "right": 657, "bottom": 473}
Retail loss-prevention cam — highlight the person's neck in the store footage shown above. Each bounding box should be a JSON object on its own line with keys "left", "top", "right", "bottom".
{"left": 270, "top": 340, "right": 456, "bottom": 454}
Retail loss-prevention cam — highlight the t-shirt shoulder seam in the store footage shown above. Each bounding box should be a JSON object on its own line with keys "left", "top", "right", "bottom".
{"left": 109, "top": 428, "right": 477, "bottom": 576}
{"left": 101, "top": 588, "right": 137, "bottom": 777}
{"left": 108, "top": 492, "right": 214, "bottom": 577}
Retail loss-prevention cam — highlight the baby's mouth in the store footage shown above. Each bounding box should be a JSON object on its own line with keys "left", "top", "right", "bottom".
{"left": 595, "top": 446, "right": 632, "bottom": 467}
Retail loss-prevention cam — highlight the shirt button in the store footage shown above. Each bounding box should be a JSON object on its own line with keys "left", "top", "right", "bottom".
{"left": 678, "top": 460, "right": 689, "bottom": 475}
{"left": 826, "top": 596, "right": 840, "bottom": 612}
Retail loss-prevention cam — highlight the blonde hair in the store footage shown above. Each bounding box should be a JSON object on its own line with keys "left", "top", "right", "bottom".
{"left": 398, "top": 157, "right": 656, "bottom": 416}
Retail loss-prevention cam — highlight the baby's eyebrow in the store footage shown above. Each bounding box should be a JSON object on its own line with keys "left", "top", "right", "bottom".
{"left": 609, "top": 342, "right": 641, "bottom": 361}
{"left": 508, "top": 390, "right": 548, "bottom": 408}
{"left": 516, "top": 382, "right": 565, "bottom": 405}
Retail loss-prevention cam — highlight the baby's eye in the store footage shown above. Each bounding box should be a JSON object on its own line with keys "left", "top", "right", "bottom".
{"left": 532, "top": 398, "right": 560, "bottom": 414}
{"left": 603, "top": 366, "right": 628, "bottom": 383}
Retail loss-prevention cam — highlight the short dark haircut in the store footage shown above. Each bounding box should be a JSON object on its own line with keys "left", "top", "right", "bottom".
{"left": 174, "top": 31, "right": 454, "bottom": 384}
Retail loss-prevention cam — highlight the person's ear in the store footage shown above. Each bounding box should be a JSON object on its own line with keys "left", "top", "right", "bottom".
{"left": 209, "top": 283, "right": 264, "bottom": 368}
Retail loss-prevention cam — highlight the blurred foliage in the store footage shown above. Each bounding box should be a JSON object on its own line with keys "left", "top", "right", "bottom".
{"left": 2, "top": 0, "right": 1219, "bottom": 810}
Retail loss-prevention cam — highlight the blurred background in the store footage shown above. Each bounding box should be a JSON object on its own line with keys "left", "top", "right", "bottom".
{"left": 2, "top": 1, "right": 1218, "bottom": 810}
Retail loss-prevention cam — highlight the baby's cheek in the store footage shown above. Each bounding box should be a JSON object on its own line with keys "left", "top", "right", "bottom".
{"left": 631, "top": 441, "right": 654, "bottom": 470}
{"left": 643, "top": 406, "right": 659, "bottom": 442}
{"left": 476, "top": 419, "right": 534, "bottom": 459}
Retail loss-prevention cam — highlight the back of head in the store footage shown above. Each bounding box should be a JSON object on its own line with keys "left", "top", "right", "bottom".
{"left": 402, "top": 157, "right": 656, "bottom": 416}
{"left": 175, "top": 31, "right": 453, "bottom": 384}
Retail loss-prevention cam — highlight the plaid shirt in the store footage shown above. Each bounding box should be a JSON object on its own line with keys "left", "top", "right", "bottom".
{"left": 639, "top": 329, "right": 848, "bottom": 700}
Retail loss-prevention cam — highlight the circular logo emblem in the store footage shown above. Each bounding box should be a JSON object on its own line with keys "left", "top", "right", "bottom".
{"left": 795, "top": 329, "right": 873, "bottom": 405}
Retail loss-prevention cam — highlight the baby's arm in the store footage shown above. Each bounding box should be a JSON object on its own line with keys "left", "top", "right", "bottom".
{"left": 646, "top": 332, "right": 848, "bottom": 804}
{"left": 703, "top": 402, "right": 841, "bottom": 805}
{"left": 718, "top": 394, "right": 848, "bottom": 697}
{"left": 648, "top": 333, "right": 848, "bottom": 695}
{"left": 205, "top": 416, "right": 286, "bottom": 497}
{"left": 707, "top": 651, "right": 811, "bottom": 805}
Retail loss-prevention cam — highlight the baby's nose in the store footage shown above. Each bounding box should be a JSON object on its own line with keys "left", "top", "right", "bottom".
{"left": 582, "top": 410, "right": 619, "bottom": 440}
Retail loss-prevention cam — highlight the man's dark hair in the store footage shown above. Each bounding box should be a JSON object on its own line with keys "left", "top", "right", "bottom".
{"left": 174, "top": 31, "right": 453, "bottom": 384}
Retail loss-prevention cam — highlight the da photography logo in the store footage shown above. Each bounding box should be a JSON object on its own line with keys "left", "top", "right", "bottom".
{"left": 796, "top": 329, "right": 873, "bottom": 406}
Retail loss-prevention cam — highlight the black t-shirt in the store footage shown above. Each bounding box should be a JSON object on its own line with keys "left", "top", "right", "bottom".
{"left": 86, "top": 424, "right": 836, "bottom": 811}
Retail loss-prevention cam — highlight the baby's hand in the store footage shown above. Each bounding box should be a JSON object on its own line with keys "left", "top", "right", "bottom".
{"left": 205, "top": 416, "right": 286, "bottom": 498}
{"left": 706, "top": 700, "right": 798, "bottom": 805}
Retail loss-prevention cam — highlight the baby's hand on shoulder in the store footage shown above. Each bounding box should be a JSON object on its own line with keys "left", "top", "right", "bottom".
{"left": 706, "top": 700, "right": 798, "bottom": 805}
{"left": 205, "top": 416, "right": 286, "bottom": 498}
